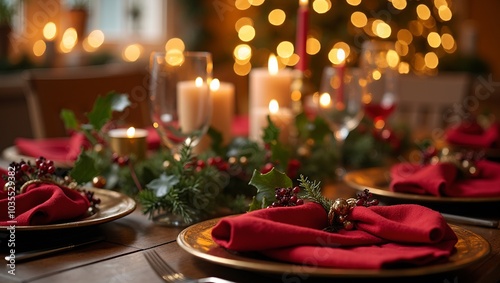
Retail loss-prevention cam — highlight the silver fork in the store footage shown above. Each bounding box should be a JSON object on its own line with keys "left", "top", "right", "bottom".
{"left": 143, "top": 250, "right": 237, "bottom": 283}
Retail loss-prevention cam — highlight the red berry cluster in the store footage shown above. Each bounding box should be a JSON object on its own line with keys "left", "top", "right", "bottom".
{"left": 5, "top": 157, "right": 58, "bottom": 193}
{"left": 355, "top": 189, "right": 379, "bottom": 207}
{"left": 112, "top": 153, "right": 130, "bottom": 167}
{"left": 207, "top": 156, "right": 229, "bottom": 171}
{"left": 268, "top": 186, "right": 304, "bottom": 208}
{"left": 78, "top": 189, "right": 102, "bottom": 211}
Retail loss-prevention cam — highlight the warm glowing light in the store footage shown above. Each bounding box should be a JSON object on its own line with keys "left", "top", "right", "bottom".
{"left": 87, "top": 30, "right": 105, "bottom": 48}
{"left": 235, "top": 0, "right": 251, "bottom": 10}
{"left": 299, "top": 0, "right": 308, "bottom": 7}
{"left": 333, "top": 42, "right": 350, "bottom": 58}
{"left": 424, "top": 52, "right": 439, "bottom": 69}
{"left": 346, "top": 0, "right": 361, "bottom": 6}
{"left": 434, "top": 0, "right": 448, "bottom": 8}
{"left": 328, "top": 48, "right": 344, "bottom": 64}
{"left": 374, "top": 21, "right": 391, "bottom": 39}
{"left": 195, "top": 77, "right": 203, "bottom": 87}
{"left": 233, "top": 61, "right": 251, "bottom": 76}
{"left": 397, "top": 29, "right": 413, "bottom": 44}
{"left": 386, "top": 50, "right": 400, "bottom": 68}
{"left": 312, "top": 0, "right": 331, "bottom": 14}
{"left": 438, "top": 6, "right": 452, "bottom": 21}
{"left": 372, "top": 70, "right": 382, "bottom": 80}
{"left": 336, "top": 48, "right": 346, "bottom": 65}
{"left": 413, "top": 53, "right": 425, "bottom": 71}
{"left": 427, "top": 32, "right": 441, "bottom": 48}
{"left": 441, "top": 33, "right": 455, "bottom": 50}
{"left": 269, "top": 99, "right": 280, "bottom": 114}
{"left": 409, "top": 20, "right": 424, "bottom": 36}
{"left": 374, "top": 120, "right": 385, "bottom": 130}
{"left": 398, "top": 62, "right": 410, "bottom": 74}
{"left": 277, "top": 41, "right": 294, "bottom": 58}
{"left": 238, "top": 25, "right": 255, "bottom": 42}
{"left": 391, "top": 0, "right": 407, "bottom": 10}
{"left": 165, "top": 38, "right": 185, "bottom": 52}
{"left": 268, "top": 54, "right": 279, "bottom": 75}
{"left": 33, "top": 40, "right": 46, "bottom": 56}
{"left": 43, "top": 22, "right": 57, "bottom": 40}
{"left": 351, "top": 11, "right": 367, "bottom": 28}
{"left": 268, "top": 9, "right": 286, "bottom": 26}
{"left": 126, "top": 127, "right": 136, "bottom": 138}
{"left": 234, "top": 44, "right": 252, "bottom": 61}
{"left": 395, "top": 41, "right": 409, "bottom": 56}
{"left": 319, "top": 92, "right": 331, "bottom": 107}
{"left": 416, "top": 4, "right": 431, "bottom": 20}
{"left": 60, "top": 28, "right": 78, "bottom": 52}
{"left": 122, "top": 44, "right": 143, "bottom": 62}
{"left": 306, "top": 37, "right": 321, "bottom": 55}
{"left": 249, "top": 0, "right": 264, "bottom": 6}
{"left": 210, "top": 78, "right": 221, "bottom": 91}
{"left": 235, "top": 17, "right": 254, "bottom": 31}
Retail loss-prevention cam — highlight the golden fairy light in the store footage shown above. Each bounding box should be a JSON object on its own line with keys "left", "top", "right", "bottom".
{"left": 312, "top": 0, "right": 331, "bottom": 14}
{"left": 33, "top": 40, "right": 46, "bottom": 57}
{"left": 398, "top": 62, "right": 410, "bottom": 74}
{"left": 235, "top": 17, "right": 254, "bottom": 31}
{"left": 122, "top": 43, "right": 143, "bottom": 62}
{"left": 438, "top": 6, "right": 452, "bottom": 21}
{"left": 249, "top": 0, "right": 264, "bottom": 6}
{"left": 333, "top": 42, "right": 350, "bottom": 58}
{"left": 277, "top": 41, "right": 294, "bottom": 58}
{"left": 83, "top": 30, "right": 105, "bottom": 52}
{"left": 351, "top": 11, "right": 367, "bottom": 28}
{"left": 234, "top": 44, "right": 252, "bottom": 61}
{"left": 235, "top": 0, "right": 251, "bottom": 10}
{"left": 165, "top": 38, "right": 185, "bottom": 52}
{"left": 427, "top": 32, "right": 441, "bottom": 48}
{"left": 233, "top": 61, "right": 252, "bottom": 76}
{"left": 306, "top": 37, "right": 321, "bottom": 55}
{"left": 397, "top": 29, "right": 413, "bottom": 44}
{"left": 268, "top": 9, "right": 286, "bottom": 26}
{"left": 346, "top": 0, "right": 361, "bottom": 6}
{"left": 386, "top": 50, "right": 400, "bottom": 68}
{"left": 441, "top": 33, "right": 455, "bottom": 50}
{"left": 416, "top": 4, "right": 431, "bottom": 20}
{"left": 238, "top": 25, "right": 256, "bottom": 42}
{"left": 60, "top": 28, "right": 78, "bottom": 53}
{"left": 391, "top": 0, "right": 407, "bottom": 10}
{"left": 424, "top": 52, "right": 439, "bottom": 69}
{"left": 43, "top": 22, "right": 57, "bottom": 41}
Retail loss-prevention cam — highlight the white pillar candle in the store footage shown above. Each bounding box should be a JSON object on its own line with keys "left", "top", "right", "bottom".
{"left": 209, "top": 79, "right": 234, "bottom": 145}
{"left": 249, "top": 99, "right": 293, "bottom": 145}
{"left": 177, "top": 78, "right": 210, "bottom": 134}
{"left": 249, "top": 54, "right": 293, "bottom": 142}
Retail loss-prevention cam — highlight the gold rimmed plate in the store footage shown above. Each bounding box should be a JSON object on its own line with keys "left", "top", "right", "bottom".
{"left": 177, "top": 218, "right": 490, "bottom": 278}
{"left": 344, "top": 167, "right": 500, "bottom": 203}
{"left": 2, "top": 145, "right": 74, "bottom": 168}
{"left": 0, "top": 188, "right": 136, "bottom": 231}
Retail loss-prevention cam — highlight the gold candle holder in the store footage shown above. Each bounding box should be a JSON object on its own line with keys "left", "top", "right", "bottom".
{"left": 108, "top": 127, "right": 148, "bottom": 160}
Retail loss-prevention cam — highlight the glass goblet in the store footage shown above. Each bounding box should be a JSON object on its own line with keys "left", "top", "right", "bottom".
{"left": 318, "top": 66, "right": 364, "bottom": 180}
{"left": 149, "top": 51, "right": 213, "bottom": 154}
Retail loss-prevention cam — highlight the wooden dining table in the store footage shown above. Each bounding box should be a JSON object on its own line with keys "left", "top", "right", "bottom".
{"left": 0, "top": 180, "right": 499, "bottom": 283}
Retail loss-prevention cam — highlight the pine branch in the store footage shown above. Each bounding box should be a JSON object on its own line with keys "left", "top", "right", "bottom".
{"left": 298, "top": 175, "right": 332, "bottom": 212}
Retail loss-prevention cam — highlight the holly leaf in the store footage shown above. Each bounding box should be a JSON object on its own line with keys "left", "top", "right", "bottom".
{"left": 262, "top": 116, "right": 279, "bottom": 143}
{"left": 146, "top": 173, "right": 180, "bottom": 197}
{"left": 70, "top": 152, "right": 100, "bottom": 184}
{"left": 247, "top": 168, "right": 293, "bottom": 211}
{"left": 86, "top": 92, "right": 130, "bottom": 131}
{"left": 60, "top": 109, "right": 79, "bottom": 131}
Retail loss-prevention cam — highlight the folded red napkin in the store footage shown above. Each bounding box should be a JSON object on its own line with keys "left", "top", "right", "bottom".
{"left": 445, "top": 121, "right": 499, "bottom": 148}
{"left": 15, "top": 133, "right": 88, "bottom": 162}
{"left": 390, "top": 160, "right": 500, "bottom": 197}
{"left": 0, "top": 177, "right": 90, "bottom": 226}
{"left": 212, "top": 202, "right": 457, "bottom": 269}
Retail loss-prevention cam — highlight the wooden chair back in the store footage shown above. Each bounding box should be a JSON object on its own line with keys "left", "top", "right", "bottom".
{"left": 23, "top": 63, "right": 152, "bottom": 138}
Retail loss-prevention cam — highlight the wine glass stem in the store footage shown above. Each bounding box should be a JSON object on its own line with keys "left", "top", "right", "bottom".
{"left": 334, "top": 133, "right": 347, "bottom": 182}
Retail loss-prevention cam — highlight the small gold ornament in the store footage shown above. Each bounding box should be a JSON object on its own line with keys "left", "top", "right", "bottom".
{"left": 92, "top": 176, "right": 107, "bottom": 188}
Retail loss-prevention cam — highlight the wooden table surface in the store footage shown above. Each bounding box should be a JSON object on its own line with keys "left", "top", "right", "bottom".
{"left": 1, "top": 185, "right": 499, "bottom": 283}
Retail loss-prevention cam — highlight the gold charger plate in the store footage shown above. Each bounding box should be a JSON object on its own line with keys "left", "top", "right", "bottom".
{"left": 344, "top": 167, "right": 500, "bottom": 203}
{"left": 0, "top": 188, "right": 136, "bottom": 231}
{"left": 177, "top": 218, "right": 490, "bottom": 278}
{"left": 2, "top": 145, "right": 74, "bottom": 168}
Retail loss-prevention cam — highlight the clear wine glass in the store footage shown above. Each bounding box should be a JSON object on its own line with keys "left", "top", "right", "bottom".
{"left": 360, "top": 40, "right": 399, "bottom": 131}
{"left": 149, "top": 51, "right": 213, "bottom": 155}
{"left": 318, "top": 66, "right": 364, "bottom": 180}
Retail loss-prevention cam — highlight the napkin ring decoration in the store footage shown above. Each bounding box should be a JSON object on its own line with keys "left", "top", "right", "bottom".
{"left": 326, "top": 189, "right": 378, "bottom": 232}
{"left": 3, "top": 156, "right": 100, "bottom": 211}
{"left": 421, "top": 145, "right": 483, "bottom": 178}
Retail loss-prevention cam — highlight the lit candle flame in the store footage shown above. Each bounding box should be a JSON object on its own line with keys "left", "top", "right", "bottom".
{"left": 268, "top": 54, "right": 279, "bottom": 75}
{"left": 319, "top": 93, "right": 331, "bottom": 107}
{"left": 43, "top": 22, "right": 57, "bottom": 41}
{"left": 299, "top": 0, "right": 308, "bottom": 7}
{"left": 210, "top": 78, "right": 220, "bottom": 91}
{"left": 269, "top": 99, "right": 280, "bottom": 114}
{"left": 126, "top": 127, "right": 136, "bottom": 138}
{"left": 336, "top": 49, "right": 346, "bottom": 65}
{"left": 195, "top": 77, "right": 204, "bottom": 87}
{"left": 60, "top": 28, "right": 78, "bottom": 53}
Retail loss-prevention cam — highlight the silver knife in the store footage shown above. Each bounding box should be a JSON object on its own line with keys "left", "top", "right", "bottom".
{"left": 441, "top": 213, "right": 500, "bottom": 228}
{"left": 5, "top": 235, "right": 105, "bottom": 262}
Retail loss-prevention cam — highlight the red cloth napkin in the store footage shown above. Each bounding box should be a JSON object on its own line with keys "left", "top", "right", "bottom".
{"left": 212, "top": 202, "right": 457, "bottom": 269}
{"left": 445, "top": 121, "right": 499, "bottom": 148}
{"left": 390, "top": 160, "right": 500, "bottom": 197}
{"left": 0, "top": 170, "right": 90, "bottom": 226}
{"left": 15, "top": 133, "right": 87, "bottom": 162}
